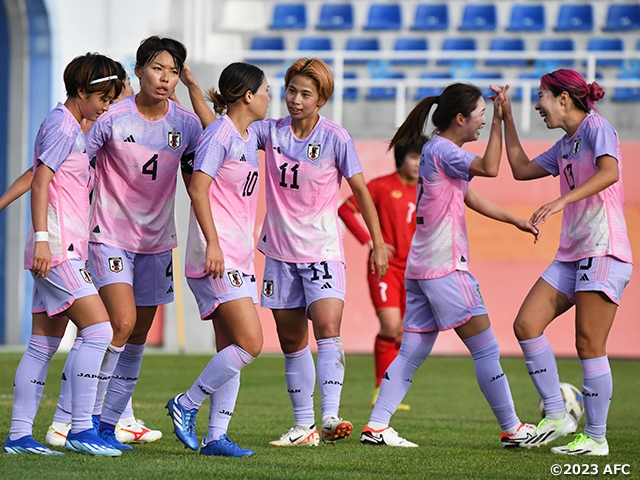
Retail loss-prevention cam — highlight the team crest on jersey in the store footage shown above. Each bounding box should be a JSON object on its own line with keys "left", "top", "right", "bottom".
{"left": 262, "top": 279, "right": 274, "bottom": 297}
{"left": 572, "top": 137, "right": 581, "bottom": 156}
{"left": 391, "top": 190, "right": 403, "bottom": 199}
{"left": 79, "top": 268, "right": 93, "bottom": 284}
{"left": 168, "top": 130, "right": 181, "bottom": 150}
{"left": 307, "top": 143, "right": 321, "bottom": 161}
{"left": 108, "top": 257, "right": 123, "bottom": 273}
{"left": 227, "top": 270, "right": 243, "bottom": 287}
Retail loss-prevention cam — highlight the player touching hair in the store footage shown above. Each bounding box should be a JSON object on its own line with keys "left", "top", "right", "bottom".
{"left": 500, "top": 69, "right": 632, "bottom": 456}
{"left": 361, "top": 82, "right": 539, "bottom": 448}
{"left": 4, "top": 53, "right": 123, "bottom": 457}
{"left": 166, "top": 62, "right": 269, "bottom": 457}
{"left": 250, "top": 58, "right": 387, "bottom": 447}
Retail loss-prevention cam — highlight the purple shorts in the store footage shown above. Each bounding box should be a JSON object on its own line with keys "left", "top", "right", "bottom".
{"left": 187, "top": 270, "right": 258, "bottom": 320}
{"left": 88, "top": 242, "right": 174, "bottom": 307}
{"left": 260, "top": 257, "right": 346, "bottom": 314}
{"left": 541, "top": 256, "right": 632, "bottom": 305}
{"left": 403, "top": 270, "right": 487, "bottom": 333}
{"left": 31, "top": 257, "right": 98, "bottom": 317}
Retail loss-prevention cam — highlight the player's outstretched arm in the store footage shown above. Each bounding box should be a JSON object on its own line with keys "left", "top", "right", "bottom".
{"left": 0, "top": 168, "right": 32, "bottom": 211}
{"left": 180, "top": 64, "right": 216, "bottom": 128}
{"left": 469, "top": 85, "right": 509, "bottom": 178}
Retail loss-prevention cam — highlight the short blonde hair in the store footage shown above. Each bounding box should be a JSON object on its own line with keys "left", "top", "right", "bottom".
{"left": 284, "top": 58, "right": 334, "bottom": 102}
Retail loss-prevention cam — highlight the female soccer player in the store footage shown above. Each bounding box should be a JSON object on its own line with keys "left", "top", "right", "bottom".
{"left": 251, "top": 58, "right": 387, "bottom": 447}
{"left": 84, "top": 36, "right": 202, "bottom": 451}
{"left": 360, "top": 82, "right": 539, "bottom": 448}
{"left": 338, "top": 140, "right": 424, "bottom": 409}
{"left": 165, "top": 62, "right": 269, "bottom": 457}
{"left": 500, "top": 69, "right": 632, "bottom": 456}
{"left": 3, "top": 53, "right": 123, "bottom": 456}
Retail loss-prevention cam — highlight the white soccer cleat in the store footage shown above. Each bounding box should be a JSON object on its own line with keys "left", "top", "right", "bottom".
{"left": 320, "top": 416, "right": 353, "bottom": 443}
{"left": 500, "top": 422, "right": 537, "bottom": 448}
{"left": 45, "top": 421, "right": 71, "bottom": 447}
{"left": 116, "top": 417, "right": 163, "bottom": 444}
{"left": 268, "top": 425, "right": 320, "bottom": 447}
{"left": 551, "top": 433, "right": 609, "bottom": 456}
{"left": 360, "top": 425, "right": 418, "bottom": 447}
{"left": 521, "top": 413, "right": 578, "bottom": 448}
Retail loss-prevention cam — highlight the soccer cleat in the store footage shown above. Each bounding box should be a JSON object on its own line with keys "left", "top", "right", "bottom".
{"left": 500, "top": 422, "right": 537, "bottom": 448}
{"left": 320, "top": 416, "right": 353, "bottom": 443}
{"left": 550, "top": 433, "right": 609, "bottom": 456}
{"left": 92, "top": 415, "right": 100, "bottom": 434}
{"left": 45, "top": 421, "right": 71, "bottom": 447}
{"left": 360, "top": 425, "right": 418, "bottom": 447}
{"left": 520, "top": 413, "right": 578, "bottom": 448}
{"left": 165, "top": 394, "right": 199, "bottom": 450}
{"left": 4, "top": 435, "right": 65, "bottom": 455}
{"left": 65, "top": 429, "right": 122, "bottom": 456}
{"left": 98, "top": 428, "right": 133, "bottom": 451}
{"left": 200, "top": 435, "right": 254, "bottom": 457}
{"left": 268, "top": 425, "right": 320, "bottom": 447}
{"left": 372, "top": 387, "right": 410, "bottom": 411}
{"left": 116, "top": 417, "right": 163, "bottom": 444}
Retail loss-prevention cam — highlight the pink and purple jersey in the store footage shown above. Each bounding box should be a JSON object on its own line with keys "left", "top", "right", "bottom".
{"left": 85, "top": 95, "right": 202, "bottom": 254}
{"left": 253, "top": 116, "right": 362, "bottom": 263}
{"left": 406, "top": 134, "right": 477, "bottom": 280}
{"left": 535, "top": 113, "right": 632, "bottom": 263}
{"left": 24, "top": 103, "right": 91, "bottom": 269}
{"left": 185, "top": 115, "right": 260, "bottom": 278}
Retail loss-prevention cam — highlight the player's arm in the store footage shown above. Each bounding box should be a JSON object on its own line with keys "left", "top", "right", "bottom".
{"left": 187, "top": 170, "right": 224, "bottom": 277}
{"left": 0, "top": 168, "right": 32, "bottom": 211}
{"left": 468, "top": 85, "right": 507, "bottom": 178}
{"left": 465, "top": 185, "right": 540, "bottom": 243}
{"left": 30, "top": 163, "right": 55, "bottom": 278}
{"left": 180, "top": 64, "right": 216, "bottom": 128}
{"left": 347, "top": 173, "right": 388, "bottom": 279}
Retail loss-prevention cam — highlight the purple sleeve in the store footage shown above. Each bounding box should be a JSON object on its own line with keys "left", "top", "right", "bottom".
{"left": 38, "top": 116, "right": 77, "bottom": 173}
{"left": 534, "top": 141, "right": 561, "bottom": 176}
{"left": 335, "top": 135, "right": 363, "bottom": 180}
{"left": 193, "top": 131, "right": 226, "bottom": 180}
{"left": 85, "top": 116, "right": 110, "bottom": 159}
{"left": 251, "top": 119, "right": 271, "bottom": 150}
{"left": 588, "top": 118, "right": 619, "bottom": 162}
{"left": 439, "top": 146, "right": 476, "bottom": 181}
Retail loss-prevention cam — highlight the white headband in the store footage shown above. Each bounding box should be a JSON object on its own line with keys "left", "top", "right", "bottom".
{"left": 89, "top": 75, "right": 119, "bottom": 85}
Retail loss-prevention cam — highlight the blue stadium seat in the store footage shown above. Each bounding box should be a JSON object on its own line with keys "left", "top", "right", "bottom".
{"left": 467, "top": 71, "right": 504, "bottom": 98}
{"left": 392, "top": 37, "right": 429, "bottom": 65}
{"left": 248, "top": 36, "right": 285, "bottom": 64}
{"left": 342, "top": 72, "right": 359, "bottom": 100}
{"left": 554, "top": 4, "right": 593, "bottom": 32}
{"left": 345, "top": 37, "right": 380, "bottom": 65}
{"left": 603, "top": 4, "right": 640, "bottom": 32}
{"left": 485, "top": 38, "right": 527, "bottom": 67}
{"left": 535, "top": 38, "right": 575, "bottom": 71}
{"left": 366, "top": 72, "right": 407, "bottom": 100}
{"left": 316, "top": 3, "right": 354, "bottom": 30}
{"left": 511, "top": 73, "right": 540, "bottom": 102}
{"left": 437, "top": 38, "right": 477, "bottom": 67}
{"left": 507, "top": 4, "right": 545, "bottom": 31}
{"left": 411, "top": 4, "right": 448, "bottom": 31}
{"left": 586, "top": 38, "right": 625, "bottom": 68}
{"left": 414, "top": 72, "right": 452, "bottom": 99}
{"left": 297, "top": 37, "right": 333, "bottom": 63}
{"left": 612, "top": 68, "right": 640, "bottom": 102}
{"left": 364, "top": 3, "right": 402, "bottom": 30}
{"left": 459, "top": 4, "right": 497, "bottom": 31}
{"left": 269, "top": 3, "right": 307, "bottom": 29}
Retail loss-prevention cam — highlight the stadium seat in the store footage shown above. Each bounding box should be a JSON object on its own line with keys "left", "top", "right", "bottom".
{"left": 345, "top": 37, "right": 380, "bottom": 65}
{"left": 485, "top": 37, "right": 527, "bottom": 67}
{"left": 269, "top": 3, "right": 307, "bottom": 29}
{"left": 364, "top": 3, "right": 402, "bottom": 30}
{"left": 366, "top": 72, "right": 406, "bottom": 100}
{"left": 467, "top": 71, "right": 504, "bottom": 98}
{"left": 342, "top": 72, "right": 359, "bottom": 100}
{"left": 411, "top": 3, "right": 449, "bottom": 31}
{"left": 316, "top": 3, "right": 354, "bottom": 30}
{"left": 611, "top": 68, "right": 640, "bottom": 102}
{"left": 437, "top": 37, "right": 477, "bottom": 67}
{"left": 507, "top": 4, "right": 545, "bottom": 31}
{"left": 603, "top": 4, "right": 640, "bottom": 32}
{"left": 511, "top": 73, "right": 540, "bottom": 102}
{"left": 586, "top": 38, "right": 625, "bottom": 68}
{"left": 297, "top": 36, "right": 333, "bottom": 63}
{"left": 392, "top": 37, "right": 429, "bottom": 66}
{"left": 414, "top": 71, "right": 452, "bottom": 100}
{"left": 459, "top": 4, "right": 497, "bottom": 31}
{"left": 554, "top": 4, "right": 593, "bottom": 32}
{"left": 535, "top": 38, "right": 575, "bottom": 71}
{"left": 248, "top": 36, "right": 285, "bottom": 64}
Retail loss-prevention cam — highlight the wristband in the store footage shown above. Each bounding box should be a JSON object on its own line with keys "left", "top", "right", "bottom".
{"left": 34, "top": 231, "right": 49, "bottom": 242}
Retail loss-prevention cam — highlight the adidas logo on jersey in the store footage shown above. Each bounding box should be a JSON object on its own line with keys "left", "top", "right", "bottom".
{"left": 320, "top": 282, "right": 332, "bottom": 289}
{"left": 239, "top": 154, "right": 246, "bottom": 162}
{"left": 124, "top": 135, "right": 136, "bottom": 143}
{"left": 166, "top": 285, "right": 174, "bottom": 294}
{"left": 579, "top": 274, "right": 589, "bottom": 281}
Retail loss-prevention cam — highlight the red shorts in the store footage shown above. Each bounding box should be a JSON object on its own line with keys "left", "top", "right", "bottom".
{"left": 367, "top": 263, "right": 406, "bottom": 317}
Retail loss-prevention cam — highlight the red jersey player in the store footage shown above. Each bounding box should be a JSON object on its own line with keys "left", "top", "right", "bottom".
{"left": 338, "top": 140, "right": 424, "bottom": 407}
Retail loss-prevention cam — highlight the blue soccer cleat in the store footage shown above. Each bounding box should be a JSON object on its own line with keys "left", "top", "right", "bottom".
{"left": 4, "top": 435, "right": 64, "bottom": 455}
{"left": 65, "top": 429, "right": 122, "bottom": 456}
{"left": 166, "top": 394, "right": 199, "bottom": 450}
{"left": 98, "top": 428, "right": 133, "bottom": 451}
{"left": 200, "top": 435, "right": 254, "bottom": 457}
